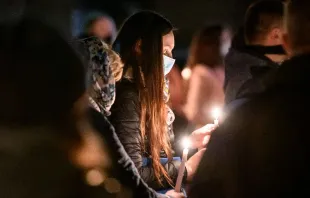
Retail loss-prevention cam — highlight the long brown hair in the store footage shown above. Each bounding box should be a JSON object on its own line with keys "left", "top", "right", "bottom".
{"left": 187, "top": 25, "right": 224, "bottom": 69}
{"left": 113, "top": 11, "right": 174, "bottom": 186}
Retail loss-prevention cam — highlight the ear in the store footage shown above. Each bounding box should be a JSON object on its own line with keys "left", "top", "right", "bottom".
{"left": 134, "top": 39, "right": 142, "bottom": 55}
{"left": 270, "top": 28, "right": 282, "bottom": 44}
{"left": 282, "top": 33, "right": 293, "bottom": 57}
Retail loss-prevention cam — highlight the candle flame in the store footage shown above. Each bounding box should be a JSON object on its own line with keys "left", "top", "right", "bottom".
{"left": 212, "top": 107, "right": 221, "bottom": 120}
{"left": 182, "top": 137, "right": 191, "bottom": 149}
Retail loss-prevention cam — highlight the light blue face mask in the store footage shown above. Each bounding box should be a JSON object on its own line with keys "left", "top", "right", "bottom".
{"left": 163, "top": 55, "right": 175, "bottom": 75}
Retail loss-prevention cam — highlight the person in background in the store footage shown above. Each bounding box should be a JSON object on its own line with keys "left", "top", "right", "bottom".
{"left": 79, "top": 12, "right": 117, "bottom": 45}
{"left": 183, "top": 25, "right": 231, "bottom": 128}
{"left": 224, "top": 0, "right": 286, "bottom": 106}
{"left": 111, "top": 11, "right": 209, "bottom": 190}
{"left": 190, "top": 0, "right": 310, "bottom": 197}
{"left": 167, "top": 65, "right": 185, "bottom": 117}
{"left": 167, "top": 65, "right": 194, "bottom": 155}
{"left": 78, "top": 36, "right": 185, "bottom": 198}
{"left": 0, "top": 18, "right": 113, "bottom": 198}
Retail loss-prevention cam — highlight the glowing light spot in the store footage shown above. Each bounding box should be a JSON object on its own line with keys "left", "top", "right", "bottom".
{"left": 104, "top": 178, "right": 121, "bottom": 194}
{"left": 86, "top": 169, "right": 105, "bottom": 186}
{"left": 182, "top": 137, "right": 191, "bottom": 149}
{"left": 212, "top": 107, "right": 221, "bottom": 120}
{"left": 182, "top": 68, "right": 192, "bottom": 80}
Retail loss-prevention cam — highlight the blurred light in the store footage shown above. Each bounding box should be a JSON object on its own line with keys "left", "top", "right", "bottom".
{"left": 104, "top": 178, "right": 122, "bottom": 194}
{"left": 86, "top": 169, "right": 105, "bottom": 186}
{"left": 212, "top": 107, "right": 221, "bottom": 120}
{"left": 181, "top": 67, "right": 191, "bottom": 80}
{"left": 182, "top": 137, "right": 191, "bottom": 149}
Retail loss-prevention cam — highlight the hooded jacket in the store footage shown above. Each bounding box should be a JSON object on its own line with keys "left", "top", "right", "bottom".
{"left": 224, "top": 46, "right": 279, "bottom": 104}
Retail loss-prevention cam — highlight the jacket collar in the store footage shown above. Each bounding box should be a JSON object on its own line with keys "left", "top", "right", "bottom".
{"left": 244, "top": 45, "right": 286, "bottom": 55}
{"left": 237, "top": 45, "right": 281, "bottom": 67}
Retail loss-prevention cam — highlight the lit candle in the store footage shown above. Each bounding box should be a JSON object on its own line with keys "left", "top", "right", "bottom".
{"left": 212, "top": 107, "right": 221, "bottom": 126}
{"left": 175, "top": 138, "right": 191, "bottom": 192}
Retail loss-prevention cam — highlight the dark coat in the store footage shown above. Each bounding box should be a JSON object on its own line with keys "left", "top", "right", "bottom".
{"left": 109, "top": 79, "right": 182, "bottom": 190}
{"left": 189, "top": 53, "right": 310, "bottom": 198}
{"left": 88, "top": 108, "right": 167, "bottom": 198}
{"left": 224, "top": 46, "right": 279, "bottom": 104}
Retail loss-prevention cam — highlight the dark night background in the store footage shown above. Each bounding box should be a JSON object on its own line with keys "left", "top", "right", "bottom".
{"left": 76, "top": 0, "right": 257, "bottom": 49}
{"left": 0, "top": 0, "right": 257, "bottom": 63}
{"left": 75, "top": 0, "right": 257, "bottom": 64}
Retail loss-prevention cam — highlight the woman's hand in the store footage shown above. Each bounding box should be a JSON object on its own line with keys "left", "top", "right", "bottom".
{"left": 189, "top": 124, "right": 217, "bottom": 149}
{"left": 165, "top": 189, "right": 185, "bottom": 198}
{"left": 185, "top": 148, "right": 206, "bottom": 182}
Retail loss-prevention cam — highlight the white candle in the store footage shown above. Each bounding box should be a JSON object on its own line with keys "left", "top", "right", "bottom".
{"left": 214, "top": 118, "right": 219, "bottom": 126}
{"left": 175, "top": 138, "right": 190, "bottom": 192}
{"left": 212, "top": 107, "right": 221, "bottom": 126}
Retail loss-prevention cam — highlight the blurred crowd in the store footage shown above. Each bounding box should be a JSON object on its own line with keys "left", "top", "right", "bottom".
{"left": 1, "top": 0, "right": 310, "bottom": 197}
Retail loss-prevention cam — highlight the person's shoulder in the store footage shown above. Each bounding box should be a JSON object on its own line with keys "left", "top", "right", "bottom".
{"left": 116, "top": 78, "right": 135, "bottom": 90}
{"left": 192, "top": 64, "right": 208, "bottom": 72}
{"left": 226, "top": 89, "right": 284, "bottom": 125}
{"left": 116, "top": 78, "right": 138, "bottom": 97}
{"left": 191, "top": 64, "right": 212, "bottom": 77}
{"left": 113, "top": 78, "right": 140, "bottom": 109}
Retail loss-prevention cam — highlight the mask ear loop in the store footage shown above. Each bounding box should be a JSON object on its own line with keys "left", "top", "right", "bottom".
{"left": 163, "top": 77, "right": 170, "bottom": 102}
{"left": 138, "top": 65, "right": 147, "bottom": 89}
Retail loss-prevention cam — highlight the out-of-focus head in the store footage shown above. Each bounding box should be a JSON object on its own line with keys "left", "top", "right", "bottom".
{"left": 0, "top": 18, "right": 85, "bottom": 126}
{"left": 85, "top": 13, "right": 116, "bottom": 44}
{"left": 78, "top": 37, "right": 123, "bottom": 115}
{"left": 187, "top": 25, "right": 231, "bottom": 68}
{"left": 0, "top": 19, "right": 111, "bottom": 187}
{"left": 245, "top": 0, "right": 284, "bottom": 46}
{"left": 113, "top": 10, "right": 175, "bottom": 186}
{"left": 283, "top": 0, "right": 310, "bottom": 56}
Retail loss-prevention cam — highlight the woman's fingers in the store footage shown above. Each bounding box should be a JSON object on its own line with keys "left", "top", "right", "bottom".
{"left": 190, "top": 123, "right": 217, "bottom": 148}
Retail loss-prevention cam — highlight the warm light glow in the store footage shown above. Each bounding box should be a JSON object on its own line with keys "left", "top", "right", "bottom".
{"left": 104, "top": 178, "right": 122, "bottom": 194}
{"left": 181, "top": 68, "right": 192, "bottom": 80}
{"left": 182, "top": 137, "right": 191, "bottom": 149}
{"left": 212, "top": 107, "right": 221, "bottom": 120}
{"left": 86, "top": 169, "right": 105, "bottom": 186}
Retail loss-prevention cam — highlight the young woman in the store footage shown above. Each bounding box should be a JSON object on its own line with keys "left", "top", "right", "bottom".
{"left": 77, "top": 36, "right": 185, "bottom": 198}
{"left": 110, "top": 11, "right": 207, "bottom": 190}
{"left": 183, "top": 25, "right": 232, "bottom": 128}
